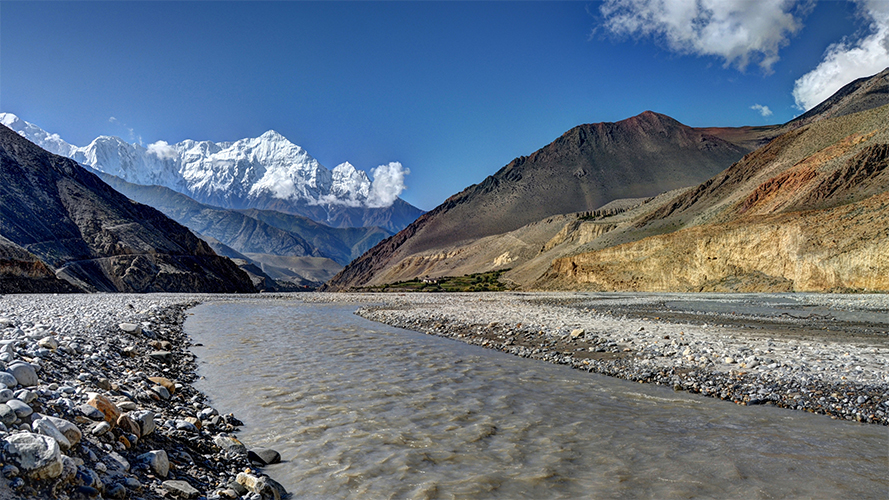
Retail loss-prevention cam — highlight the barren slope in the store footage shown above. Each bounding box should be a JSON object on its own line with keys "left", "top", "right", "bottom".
{"left": 324, "top": 111, "right": 769, "bottom": 290}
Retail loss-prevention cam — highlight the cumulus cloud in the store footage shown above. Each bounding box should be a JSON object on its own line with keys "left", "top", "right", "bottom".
{"left": 750, "top": 104, "right": 774, "bottom": 117}
{"left": 366, "top": 162, "right": 410, "bottom": 208}
{"left": 147, "top": 140, "right": 178, "bottom": 161}
{"left": 598, "top": 0, "right": 806, "bottom": 71}
{"left": 792, "top": 0, "right": 889, "bottom": 111}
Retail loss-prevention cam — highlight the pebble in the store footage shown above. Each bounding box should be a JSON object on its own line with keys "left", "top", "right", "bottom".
{"left": 0, "top": 295, "right": 286, "bottom": 499}
{"left": 314, "top": 292, "right": 889, "bottom": 425}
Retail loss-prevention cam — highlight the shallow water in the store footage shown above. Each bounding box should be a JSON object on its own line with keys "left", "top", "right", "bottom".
{"left": 188, "top": 300, "right": 888, "bottom": 499}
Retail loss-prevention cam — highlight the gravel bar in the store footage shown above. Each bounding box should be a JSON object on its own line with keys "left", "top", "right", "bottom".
{"left": 0, "top": 293, "right": 287, "bottom": 500}
{"left": 305, "top": 292, "right": 889, "bottom": 425}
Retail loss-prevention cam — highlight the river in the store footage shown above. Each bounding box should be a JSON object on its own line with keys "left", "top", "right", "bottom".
{"left": 187, "top": 299, "right": 888, "bottom": 499}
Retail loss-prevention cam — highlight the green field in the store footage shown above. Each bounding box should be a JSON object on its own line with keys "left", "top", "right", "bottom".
{"left": 362, "top": 270, "right": 511, "bottom": 292}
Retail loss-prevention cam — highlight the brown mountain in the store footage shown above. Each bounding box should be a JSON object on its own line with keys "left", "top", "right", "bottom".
{"left": 324, "top": 69, "right": 888, "bottom": 292}
{"left": 0, "top": 125, "right": 256, "bottom": 293}
{"left": 323, "top": 111, "right": 776, "bottom": 290}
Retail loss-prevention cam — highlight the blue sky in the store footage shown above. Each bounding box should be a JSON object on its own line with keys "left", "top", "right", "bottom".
{"left": 1, "top": 1, "right": 887, "bottom": 211}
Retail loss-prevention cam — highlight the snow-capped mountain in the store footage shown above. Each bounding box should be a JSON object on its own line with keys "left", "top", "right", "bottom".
{"left": 0, "top": 113, "right": 420, "bottom": 230}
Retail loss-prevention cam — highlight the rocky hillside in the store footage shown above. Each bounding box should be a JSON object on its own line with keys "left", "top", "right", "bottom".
{"left": 0, "top": 125, "right": 256, "bottom": 293}
{"left": 538, "top": 103, "right": 888, "bottom": 293}
{"left": 323, "top": 111, "right": 776, "bottom": 290}
{"left": 0, "top": 236, "right": 82, "bottom": 293}
{"left": 324, "top": 69, "right": 888, "bottom": 292}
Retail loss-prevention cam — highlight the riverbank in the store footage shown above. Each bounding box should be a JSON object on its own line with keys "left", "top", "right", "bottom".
{"left": 303, "top": 292, "right": 888, "bottom": 425}
{"left": 0, "top": 294, "right": 286, "bottom": 500}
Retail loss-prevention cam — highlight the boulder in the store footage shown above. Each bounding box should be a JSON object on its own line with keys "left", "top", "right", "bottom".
{"left": 4, "top": 432, "right": 63, "bottom": 480}
{"left": 8, "top": 362, "right": 38, "bottom": 387}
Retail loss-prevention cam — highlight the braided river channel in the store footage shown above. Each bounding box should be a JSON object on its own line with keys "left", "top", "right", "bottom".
{"left": 187, "top": 300, "right": 888, "bottom": 499}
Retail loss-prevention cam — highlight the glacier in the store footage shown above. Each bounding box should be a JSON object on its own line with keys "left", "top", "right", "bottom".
{"left": 0, "top": 113, "right": 409, "bottom": 212}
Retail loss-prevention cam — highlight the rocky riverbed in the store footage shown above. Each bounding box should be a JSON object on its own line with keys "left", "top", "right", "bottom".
{"left": 303, "top": 292, "right": 889, "bottom": 425}
{"left": 0, "top": 294, "right": 286, "bottom": 500}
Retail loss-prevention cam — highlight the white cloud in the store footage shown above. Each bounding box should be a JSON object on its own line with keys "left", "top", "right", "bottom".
{"left": 108, "top": 116, "right": 118, "bottom": 124}
{"left": 792, "top": 0, "right": 889, "bottom": 111}
{"left": 599, "top": 0, "right": 806, "bottom": 71}
{"left": 750, "top": 104, "right": 774, "bottom": 117}
{"left": 366, "top": 162, "right": 410, "bottom": 208}
{"left": 147, "top": 140, "right": 178, "bottom": 161}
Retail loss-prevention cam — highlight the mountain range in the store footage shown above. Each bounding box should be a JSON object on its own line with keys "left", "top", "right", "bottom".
{"left": 0, "top": 125, "right": 256, "bottom": 293}
{"left": 0, "top": 114, "right": 423, "bottom": 233}
{"left": 323, "top": 69, "right": 888, "bottom": 293}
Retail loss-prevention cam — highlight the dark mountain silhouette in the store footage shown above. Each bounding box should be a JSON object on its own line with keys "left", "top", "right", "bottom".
{"left": 0, "top": 125, "right": 255, "bottom": 293}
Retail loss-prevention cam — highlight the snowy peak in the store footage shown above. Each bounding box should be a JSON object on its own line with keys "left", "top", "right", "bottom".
{"left": 0, "top": 113, "right": 76, "bottom": 158}
{"left": 0, "top": 114, "right": 411, "bottom": 212}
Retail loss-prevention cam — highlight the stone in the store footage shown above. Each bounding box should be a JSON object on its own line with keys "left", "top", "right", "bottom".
{"left": 96, "top": 377, "right": 112, "bottom": 391}
{"left": 103, "top": 451, "right": 130, "bottom": 473}
{"left": 1, "top": 465, "right": 18, "bottom": 479}
{"left": 0, "top": 404, "right": 16, "bottom": 425}
{"left": 148, "top": 376, "right": 176, "bottom": 394}
{"left": 197, "top": 407, "right": 218, "bottom": 420}
{"left": 14, "top": 389, "right": 36, "bottom": 404}
{"left": 236, "top": 472, "right": 285, "bottom": 500}
{"left": 7, "top": 362, "right": 38, "bottom": 387}
{"left": 32, "top": 417, "right": 72, "bottom": 451}
{"left": 78, "top": 403, "right": 106, "bottom": 421}
{"left": 87, "top": 393, "right": 121, "bottom": 424}
{"left": 75, "top": 466, "right": 103, "bottom": 492}
{"left": 138, "top": 450, "right": 169, "bottom": 477}
{"left": 213, "top": 435, "right": 247, "bottom": 455}
{"left": 91, "top": 421, "right": 111, "bottom": 436}
{"left": 248, "top": 448, "right": 281, "bottom": 465}
{"left": 58, "top": 455, "right": 78, "bottom": 482}
{"left": 162, "top": 480, "right": 200, "bottom": 498}
{"left": 4, "top": 432, "right": 63, "bottom": 480}
{"left": 0, "top": 372, "right": 18, "bottom": 388}
{"left": 151, "top": 385, "right": 171, "bottom": 400}
{"left": 117, "top": 414, "right": 141, "bottom": 438}
{"left": 184, "top": 416, "right": 202, "bottom": 430}
{"left": 117, "top": 400, "right": 137, "bottom": 411}
{"left": 175, "top": 420, "right": 198, "bottom": 432}
{"left": 43, "top": 415, "right": 82, "bottom": 446}
{"left": 0, "top": 389, "right": 12, "bottom": 403}
{"left": 118, "top": 323, "right": 142, "bottom": 335}
{"left": 37, "top": 336, "right": 58, "bottom": 351}
{"left": 148, "top": 351, "right": 172, "bottom": 363}
{"left": 105, "top": 483, "right": 127, "bottom": 499}
{"left": 570, "top": 328, "right": 585, "bottom": 339}
{"left": 130, "top": 410, "right": 156, "bottom": 437}
{"left": 6, "top": 399, "right": 32, "bottom": 418}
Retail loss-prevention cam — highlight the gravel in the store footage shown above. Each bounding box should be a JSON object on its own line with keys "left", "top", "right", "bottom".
{"left": 305, "top": 292, "right": 889, "bottom": 425}
{"left": 0, "top": 293, "right": 285, "bottom": 500}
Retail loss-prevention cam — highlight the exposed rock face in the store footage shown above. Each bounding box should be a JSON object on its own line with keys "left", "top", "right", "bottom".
{"left": 537, "top": 100, "right": 889, "bottom": 293}
{"left": 0, "top": 125, "right": 256, "bottom": 293}
{"left": 0, "top": 236, "right": 82, "bottom": 293}
{"left": 543, "top": 193, "right": 888, "bottom": 292}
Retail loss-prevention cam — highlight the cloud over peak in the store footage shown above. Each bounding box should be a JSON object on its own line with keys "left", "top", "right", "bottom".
{"left": 367, "top": 162, "right": 410, "bottom": 208}
{"left": 599, "top": 0, "right": 805, "bottom": 71}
